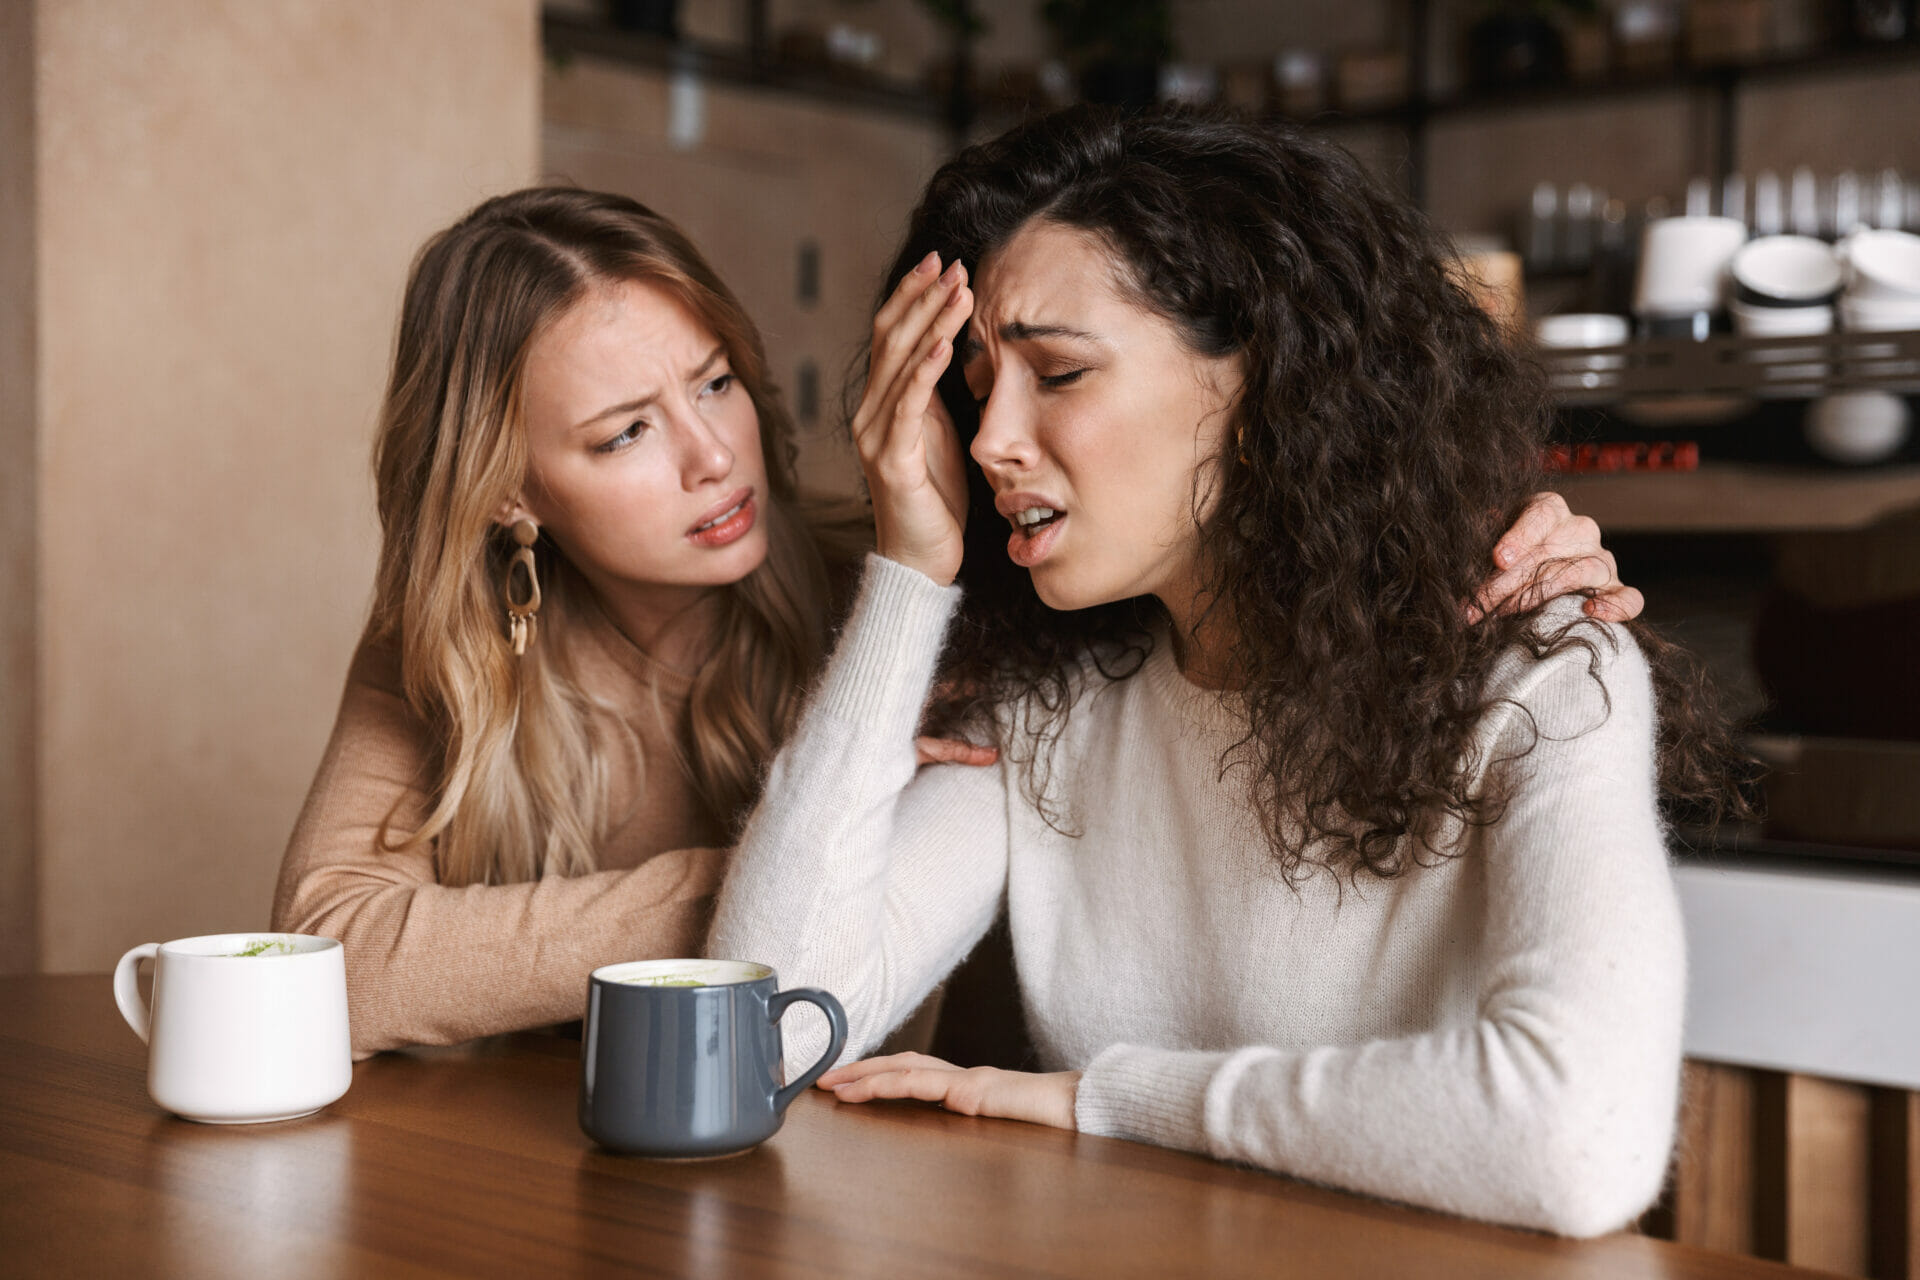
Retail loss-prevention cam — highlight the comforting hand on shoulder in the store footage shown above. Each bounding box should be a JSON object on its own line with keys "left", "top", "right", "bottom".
{"left": 818, "top": 1052, "right": 1081, "bottom": 1131}
{"left": 1471, "top": 491, "right": 1643, "bottom": 624}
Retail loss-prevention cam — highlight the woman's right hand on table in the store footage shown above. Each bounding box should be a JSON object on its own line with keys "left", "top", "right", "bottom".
{"left": 853, "top": 252, "right": 974, "bottom": 587}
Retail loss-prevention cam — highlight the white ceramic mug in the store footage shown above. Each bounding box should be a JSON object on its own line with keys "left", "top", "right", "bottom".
{"left": 1634, "top": 215, "right": 1748, "bottom": 319}
{"left": 113, "top": 932, "right": 351, "bottom": 1124}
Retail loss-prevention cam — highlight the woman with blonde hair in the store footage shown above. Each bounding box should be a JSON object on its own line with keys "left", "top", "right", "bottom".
{"left": 275, "top": 187, "right": 877, "bottom": 1053}
{"left": 276, "top": 184, "right": 1637, "bottom": 1058}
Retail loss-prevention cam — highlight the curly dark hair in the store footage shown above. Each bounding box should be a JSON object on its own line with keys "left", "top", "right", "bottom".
{"left": 875, "top": 105, "right": 1747, "bottom": 883}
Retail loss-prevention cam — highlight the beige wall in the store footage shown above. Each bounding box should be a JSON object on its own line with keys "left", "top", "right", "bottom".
{"left": 542, "top": 55, "right": 948, "bottom": 498}
{"left": 2, "top": 1, "right": 40, "bottom": 974}
{"left": 1738, "top": 66, "right": 1920, "bottom": 179}
{"left": 16, "top": 1, "right": 539, "bottom": 973}
{"left": 1425, "top": 92, "right": 1699, "bottom": 235}
{"left": 1425, "top": 73, "right": 1920, "bottom": 237}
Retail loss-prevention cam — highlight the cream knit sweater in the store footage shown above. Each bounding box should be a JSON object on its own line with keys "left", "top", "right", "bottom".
{"left": 710, "top": 556, "right": 1686, "bottom": 1238}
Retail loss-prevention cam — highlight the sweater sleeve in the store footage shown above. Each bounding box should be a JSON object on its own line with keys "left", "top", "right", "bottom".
{"left": 271, "top": 642, "right": 726, "bottom": 1058}
{"left": 708, "top": 555, "right": 1012, "bottom": 1066}
{"left": 1074, "top": 622, "right": 1685, "bottom": 1239}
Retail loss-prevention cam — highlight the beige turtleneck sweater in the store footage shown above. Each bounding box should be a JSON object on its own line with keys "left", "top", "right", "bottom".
{"left": 272, "top": 613, "right": 729, "bottom": 1057}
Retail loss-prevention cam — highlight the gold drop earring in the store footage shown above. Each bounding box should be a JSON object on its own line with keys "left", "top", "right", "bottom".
{"left": 503, "top": 518, "right": 542, "bottom": 656}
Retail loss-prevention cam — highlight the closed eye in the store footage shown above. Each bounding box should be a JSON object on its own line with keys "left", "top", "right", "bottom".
{"left": 595, "top": 420, "right": 647, "bottom": 453}
{"left": 1039, "top": 369, "right": 1086, "bottom": 389}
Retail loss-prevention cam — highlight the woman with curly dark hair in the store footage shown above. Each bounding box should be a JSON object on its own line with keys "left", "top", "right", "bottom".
{"left": 709, "top": 107, "right": 1739, "bottom": 1236}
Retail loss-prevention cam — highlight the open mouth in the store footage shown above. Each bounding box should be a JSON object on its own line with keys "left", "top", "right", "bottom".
{"left": 694, "top": 498, "right": 748, "bottom": 533}
{"left": 1004, "top": 503, "right": 1066, "bottom": 569}
{"left": 1009, "top": 505, "right": 1065, "bottom": 535}
{"left": 687, "top": 488, "right": 757, "bottom": 548}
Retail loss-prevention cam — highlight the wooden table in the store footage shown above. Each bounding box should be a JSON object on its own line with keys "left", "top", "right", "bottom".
{"left": 1, "top": 976, "right": 1823, "bottom": 1278}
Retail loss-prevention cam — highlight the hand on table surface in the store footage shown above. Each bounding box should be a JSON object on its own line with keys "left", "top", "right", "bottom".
{"left": 819, "top": 1052, "right": 1080, "bottom": 1131}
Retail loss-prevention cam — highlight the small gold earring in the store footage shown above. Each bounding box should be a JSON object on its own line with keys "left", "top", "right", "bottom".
{"left": 503, "top": 518, "right": 541, "bottom": 656}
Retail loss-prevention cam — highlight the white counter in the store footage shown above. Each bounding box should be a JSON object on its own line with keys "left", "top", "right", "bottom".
{"left": 1677, "top": 858, "right": 1920, "bottom": 1089}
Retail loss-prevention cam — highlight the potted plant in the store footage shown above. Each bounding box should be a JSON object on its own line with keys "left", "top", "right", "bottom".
{"left": 1465, "top": 0, "right": 1598, "bottom": 91}
{"left": 1040, "top": 0, "right": 1172, "bottom": 109}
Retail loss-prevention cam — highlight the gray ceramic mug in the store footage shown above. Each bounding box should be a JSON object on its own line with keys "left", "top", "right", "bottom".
{"left": 579, "top": 958, "right": 848, "bottom": 1158}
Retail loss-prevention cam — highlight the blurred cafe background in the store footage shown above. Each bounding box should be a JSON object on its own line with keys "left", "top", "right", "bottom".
{"left": 4, "top": 2, "right": 1920, "bottom": 1272}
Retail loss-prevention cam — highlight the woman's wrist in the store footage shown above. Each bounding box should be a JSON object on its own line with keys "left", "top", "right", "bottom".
{"left": 1057, "top": 1070, "right": 1083, "bottom": 1131}
{"left": 873, "top": 536, "right": 959, "bottom": 588}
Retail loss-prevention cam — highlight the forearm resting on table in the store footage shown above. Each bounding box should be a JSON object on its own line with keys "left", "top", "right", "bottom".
{"left": 274, "top": 846, "right": 724, "bottom": 1057}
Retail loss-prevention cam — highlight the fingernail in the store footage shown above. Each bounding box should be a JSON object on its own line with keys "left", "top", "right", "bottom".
{"left": 941, "top": 260, "right": 963, "bottom": 283}
{"left": 1495, "top": 546, "right": 1513, "bottom": 567}
{"left": 915, "top": 252, "right": 939, "bottom": 276}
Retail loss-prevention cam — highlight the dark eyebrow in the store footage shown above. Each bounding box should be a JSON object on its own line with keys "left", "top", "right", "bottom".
{"left": 959, "top": 321, "right": 1103, "bottom": 363}
{"left": 572, "top": 345, "right": 728, "bottom": 433}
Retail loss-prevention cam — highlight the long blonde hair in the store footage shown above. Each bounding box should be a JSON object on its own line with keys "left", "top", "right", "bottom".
{"left": 370, "top": 187, "right": 862, "bottom": 886}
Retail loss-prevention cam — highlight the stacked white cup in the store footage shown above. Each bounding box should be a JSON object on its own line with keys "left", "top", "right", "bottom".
{"left": 1633, "top": 216, "right": 1747, "bottom": 339}
{"left": 1534, "top": 312, "right": 1631, "bottom": 392}
{"left": 1732, "top": 228, "right": 1920, "bottom": 466}
{"left": 1729, "top": 235, "right": 1842, "bottom": 336}
{"left": 1729, "top": 235, "right": 1843, "bottom": 386}
{"left": 1838, "top": 229, "right": 1920, "bottom": 332}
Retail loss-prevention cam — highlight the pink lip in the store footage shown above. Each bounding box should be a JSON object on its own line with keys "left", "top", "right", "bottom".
{"left": 689, "top": 487, "right": 753, "bottom": 534}
{"left": 997, "top": 489, "right": 1069, "bottom": 570}
{"left": 1006, "top": 513, "right": 1064, "bottom": 569}
{"left": 687, "top": 488, "right": 756, "bottom": 548}
{"left": 993, "top": 490, "right": 1068, "bottom": 520}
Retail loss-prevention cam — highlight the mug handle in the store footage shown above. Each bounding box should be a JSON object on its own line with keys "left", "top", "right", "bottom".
{"left": 767, "top": 986, "right": 848, "bottom": 1115}
{"left": 113, "top": 943, "right": 160, "bottom": 1044}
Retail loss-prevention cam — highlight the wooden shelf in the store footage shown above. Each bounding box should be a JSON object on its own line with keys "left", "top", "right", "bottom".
{"left": 1288, "top": 39, "right": 1920, "bottom": 129}
{"left": 1555, "top": 462, "right": 1920, "bottom": 532}
{"left": 542, "top": 10, "right": 949, "bottom": 124}
{"left": 1291, "top": 6, "right": 1920, "bottom": 205}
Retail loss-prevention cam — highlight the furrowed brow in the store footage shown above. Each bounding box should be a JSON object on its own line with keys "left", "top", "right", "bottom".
{"left": 1002, "top": 321, "right": 1100, "bottom": 343}
{"left": 575, "top": 391, "right": 658, "bottom": 433}
{"left": 961, "top": 321, "right": 1101, "bottom": 364}
{"left": 573, "top": 345, "right": 727, "bottom": 432}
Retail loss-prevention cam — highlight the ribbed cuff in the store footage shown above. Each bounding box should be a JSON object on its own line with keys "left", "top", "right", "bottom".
{"left": 814, "top": 555, "right": 963, "bottom": 732}
{"left": 1075, "top": 1043, "right": 1225, "bottom": 1156}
